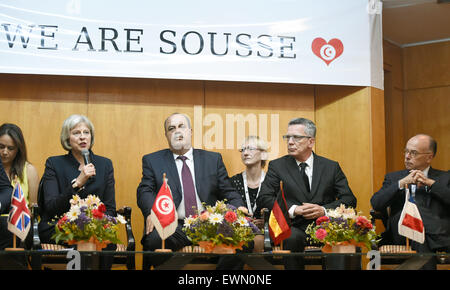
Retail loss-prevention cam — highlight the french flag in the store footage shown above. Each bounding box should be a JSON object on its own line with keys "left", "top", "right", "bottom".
{"left": 398, "top": 186, "right": 425, "bottom": 244}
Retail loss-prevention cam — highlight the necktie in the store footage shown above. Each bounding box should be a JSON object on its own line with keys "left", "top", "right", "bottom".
{"left": 178, "top": 155, "right": 197, "bottom": 217}
{"left": 299, "top": 163, "right": 310, "bottom": 193}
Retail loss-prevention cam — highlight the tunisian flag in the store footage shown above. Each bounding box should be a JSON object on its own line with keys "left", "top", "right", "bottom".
{"left": 150, "top": 175, "right": 178, "bottom": 240}
{"left": 269, "top": 181, "right": 292, "bottom": 245}
{"left": 398, "top": 186, "right": 425, "bottom": 244}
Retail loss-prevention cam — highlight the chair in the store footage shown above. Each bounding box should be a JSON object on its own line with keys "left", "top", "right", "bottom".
{"left": 30, "top": 204, "right": 136, "bottom": 270}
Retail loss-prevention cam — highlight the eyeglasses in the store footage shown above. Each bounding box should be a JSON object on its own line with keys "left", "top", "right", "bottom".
{"left": 71, "top": 130, "right": 91, "bottom": 138}
{"left": 404, "top": 149, "right": 432, "bottom": 158}
{"left": 282, "top": 135, "right": 312, "bottom": 142}
{"left": 239, "top": 146, "right": 260, "bottom": 153}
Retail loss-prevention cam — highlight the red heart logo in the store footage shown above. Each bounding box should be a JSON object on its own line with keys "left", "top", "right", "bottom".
{"left": 311, "top": 38, "right": 344, "bottom": 65}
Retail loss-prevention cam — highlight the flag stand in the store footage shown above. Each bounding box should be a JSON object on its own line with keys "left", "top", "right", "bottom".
{"left": 399, "top": 238, "right": 416, "bottom": 254}
{"left": 155, "top": 239, "right": 172, "bottom": 252}
{"left": 5, "top": 234, "right": 24, "bottom": 251}
{"left": 272, "top": 241, "right": 291, "bottom": 254}
{"left": 154, "top": 173, "right": 173, "bottom": 253}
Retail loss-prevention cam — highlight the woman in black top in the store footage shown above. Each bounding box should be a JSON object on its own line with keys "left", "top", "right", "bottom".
{"left": 38, "top": 114, "right": 116, "bottom": 243}
{"left": 230, "top": 136, "right": 268, "bottom": 229}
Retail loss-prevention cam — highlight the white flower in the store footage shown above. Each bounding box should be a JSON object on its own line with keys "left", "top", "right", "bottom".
{"left": 70, "top": 194, "right": 81, "bottom": 206}
{"left": 86, "top": 195, "right": 101, "bottom": 207}
{"left": 183, "top": 217, "right": 195, "bottom": 229}
{"left": 116, "top": 214, "right": 126, "bottom": 224}
{"left": 209, "top": 213, "right": 224, "bottom": 224}
{"left": 67, "top": 205, "right": 81, "bottom": 222}
{"left": 236, "top": 217, "right": 248, "bottom": 227}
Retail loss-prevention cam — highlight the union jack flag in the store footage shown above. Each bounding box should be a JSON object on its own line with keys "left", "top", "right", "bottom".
{"left": 7, "top": 183, "right": 31, "bottom": 241}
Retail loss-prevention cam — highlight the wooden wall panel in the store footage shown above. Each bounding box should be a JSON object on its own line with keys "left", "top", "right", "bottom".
{"left": 0, "top": 74, "right": 88, "bottom": 179}
{"left": 402, "top": 41, "right": 450, "bottom": 171}
{"left": 404, "top": 89, "right": 450, "bottom": 171}
{"left": 203, "top": 81, "right": 314, "bottom": 177}
{"left": 403, "top": 41, "right": 450, "bottom": 90}
{"left": 315, "top": 86, "right": 384, "bottom": 217}
{"left": 370, "top": 87, "right": 387, "bottom": 198}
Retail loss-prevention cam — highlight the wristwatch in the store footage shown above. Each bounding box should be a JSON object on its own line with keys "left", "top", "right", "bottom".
{"left": 71, "top": 178, "right": 84, "bottom": 193}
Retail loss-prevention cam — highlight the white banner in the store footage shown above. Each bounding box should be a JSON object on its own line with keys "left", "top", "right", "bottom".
{"left": 0, "top": 0, "right": 383, "bottom": 89}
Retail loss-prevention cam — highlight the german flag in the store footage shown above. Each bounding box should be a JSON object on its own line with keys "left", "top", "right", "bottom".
{"left": 269, "top": 181, "right": 291, "bottom": 245}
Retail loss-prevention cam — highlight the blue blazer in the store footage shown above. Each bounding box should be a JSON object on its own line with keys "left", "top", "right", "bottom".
{"left": 137, "top": 148, "right": 244, "bottom": 220}
{"left": 38, "top": 150, "right": 116, "bottom": 243}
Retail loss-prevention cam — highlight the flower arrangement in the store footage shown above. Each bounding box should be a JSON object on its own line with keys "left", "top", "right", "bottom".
{"left": 305, "top": 204, "right": 379, "bottom": 251}
{"left": 52, "top": 194, "right": 126, "bottom": 247}
{"left": 182, "top": 200, "right": 260, "bottom": 252}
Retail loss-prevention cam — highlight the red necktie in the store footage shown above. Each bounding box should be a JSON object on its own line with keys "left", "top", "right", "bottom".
{"left": 178, "top": 155, "right": 197, "bottom": 217}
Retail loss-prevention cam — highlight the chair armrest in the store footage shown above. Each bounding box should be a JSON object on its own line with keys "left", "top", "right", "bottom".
{"left": 370, "top": 209, "right": 385, "bottom": 225}
{"left": 31, "top": 204, "right": 42, "bottom": 250}
{"left": 117, "top": 206, "right": 135, "bottom": 251}
{"left": 262, "top": 208, "right": 272, "bottom": 252}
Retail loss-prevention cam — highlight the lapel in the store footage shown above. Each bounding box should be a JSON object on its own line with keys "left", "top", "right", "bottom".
{"left": 427, "top": 167, "right": 439, "bottom": 182}
{"left": 285, "top": 155, "right": 311, "bottom": 201}
{"left": 163, "top": 150, "right": 182, "bottom": 206}
{"left": 310, "top": 153, "right": 323, "bottom": 199}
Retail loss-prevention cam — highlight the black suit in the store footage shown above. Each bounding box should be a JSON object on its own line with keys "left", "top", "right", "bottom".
{"left": 371, "top": 168, "right": 450, "bottom": 251}
{"left": 38, "top": 150, "right": 116, "bottom": 243}
{"left": 0, "top": 162, "right": 14, "bottom": 250}
{"left": 257, "top": 153, "right": 356, "bottom": 269}
{"left": 137, "top": 148, "right": 244, "bottom": 269}
{"left": 0, "top": 162, "right": 13, "bottom": 215}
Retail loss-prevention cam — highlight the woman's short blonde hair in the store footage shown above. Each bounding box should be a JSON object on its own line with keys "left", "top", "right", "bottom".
{"left": 60, "top": 114, "right": 95, "bottom": 151}
{"left": 242, "top": 135, "right": 268, "bottom": 167}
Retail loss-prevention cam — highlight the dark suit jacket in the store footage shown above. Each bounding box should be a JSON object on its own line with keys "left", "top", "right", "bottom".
{"left": 257, "top": 153, "right": 356, "bottom": 230}
{"left": 137, "top": 148, "right": 244, "bottom": 221}
{"left": 371, "top": 168, "right": 450, "bottom": 250}
{"left": 38, "top": 150, "right": 116, "bottom": 243}
{"left": 0, "top": 162, "right": 13, "bottom": 214}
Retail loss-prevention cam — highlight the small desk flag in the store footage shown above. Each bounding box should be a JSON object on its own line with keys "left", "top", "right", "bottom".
{"left": 398, "top": 186, "right": 425, "bottom": 244}
{"left": 269, "top": 181, "right": 292, "bottom": 245}
{"left": 7, "top": 183, "right": 31, "bottom": 241}
{"left": 150, "top": 176, "right": 178, "bottom": 240}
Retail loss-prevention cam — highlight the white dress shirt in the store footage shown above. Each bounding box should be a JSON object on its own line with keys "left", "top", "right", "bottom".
{"left": 172, "top": 148, "right": 205, "bottom": 219}
{"left": 288, "top": 153, "right": 314, "bottom": 218}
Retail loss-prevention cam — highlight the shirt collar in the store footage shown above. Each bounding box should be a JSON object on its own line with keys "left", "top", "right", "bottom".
{"left": 295, "top": 153, "right": 314, "bottom": 169}
{"left": 173, "top": 147, "right": 194, "bottom": 161}
{"left": 422, "top": 166, "right": 430, "bottom": 177}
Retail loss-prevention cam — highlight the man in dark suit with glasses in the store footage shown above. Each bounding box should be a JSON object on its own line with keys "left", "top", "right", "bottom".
{"left": 371, "top": 134, "right": 450, "bottom": 269}
{"left": 257, "top": 117, "right": 356, "bottom": 270}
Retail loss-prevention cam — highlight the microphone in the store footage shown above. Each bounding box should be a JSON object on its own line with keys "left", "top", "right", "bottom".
{"left": 81, "top": 149, "right": 91, "bottom": 165}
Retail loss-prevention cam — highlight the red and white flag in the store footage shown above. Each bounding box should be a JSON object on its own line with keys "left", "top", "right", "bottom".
{"left": 398, "top": 186, "right": 425, "bottom": 244}
{"left": 150, "top": 176, "right": 178, "bottom": 240}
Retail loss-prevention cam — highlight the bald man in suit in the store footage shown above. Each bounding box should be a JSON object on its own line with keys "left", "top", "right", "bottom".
{"left": 137, "top": 113, "right": 247, "bottom": 269}
{"left": 371, "top": 134, "right": 450, "bottom": 269}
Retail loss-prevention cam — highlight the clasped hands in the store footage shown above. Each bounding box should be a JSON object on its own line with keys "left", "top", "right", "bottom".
{"left": 399, "top": 169, "right": 435, "bottom": 189}
{"left": 294, "top": 203, "right": 325, "bottom": 220}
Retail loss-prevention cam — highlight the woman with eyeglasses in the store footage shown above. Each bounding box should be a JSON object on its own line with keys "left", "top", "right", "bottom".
{"left": 230, "top": 136, "right": 268, "bottom": 230}
{"left": 0, "top": 123, "right": 39, "bottom": 249}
